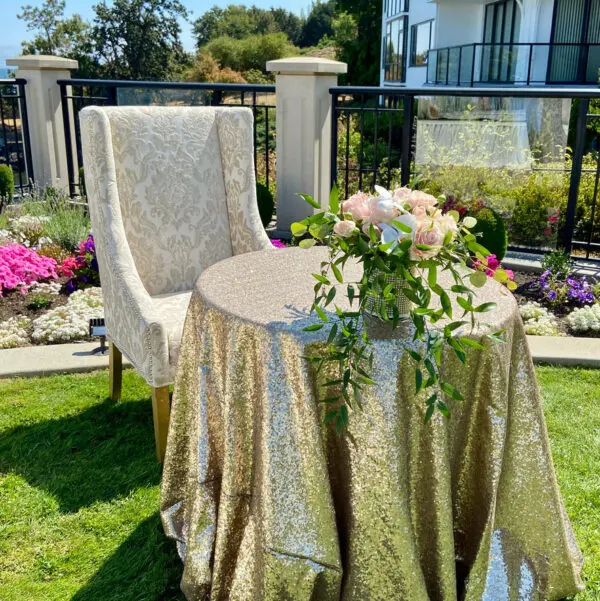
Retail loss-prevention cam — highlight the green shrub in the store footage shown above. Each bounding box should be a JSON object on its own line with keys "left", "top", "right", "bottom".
{"left": 470, "top": 207, "right": 508, "bottom": 260}
{"left": 43, "top": 205, "right": 91, "bottom": 251}
{"left": 256, "top": 182, "right": 274, "bottom": 227}
{"left": 541, "top": 250, "right": 573, "bottom": 279}
{"left": 27, "top": 294, "right": 53, "bottom": 310}
{"left": 0, "top": 165, "right": 15, "bottom": 213}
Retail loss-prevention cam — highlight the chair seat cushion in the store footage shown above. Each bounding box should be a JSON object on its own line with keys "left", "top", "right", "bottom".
{"left": 150, "top": 291, "right": 192, "bottom": 370}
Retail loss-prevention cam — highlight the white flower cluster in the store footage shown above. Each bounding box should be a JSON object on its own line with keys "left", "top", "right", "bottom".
{"left": 519, "top": 302, "right": 560, "bottom": 336}
{"left": 566, "top": 303, "right": 600, "bottom": 334}
{"left": 28, "top": 281, "right": 62, "bottom": 296}
{"left": 0, "top": 229, "right": 17, "bottom": 246}
{"left": 0, "top": 316, "right": 32, "bottom": 349}
{"left": 31, "top": 287, "right": 104, "bottom": 344}
{"left": 7, "top": 215, "right": 52, "bottom": 247}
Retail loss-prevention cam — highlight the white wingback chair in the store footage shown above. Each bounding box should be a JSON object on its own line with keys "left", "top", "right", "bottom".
{"left": 80, "top": 106, "right": 272, "bottom": 461}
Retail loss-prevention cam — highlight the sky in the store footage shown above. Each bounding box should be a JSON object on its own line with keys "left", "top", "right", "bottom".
{"left": 0, "top": 0, "right": 311, "bottom": 66}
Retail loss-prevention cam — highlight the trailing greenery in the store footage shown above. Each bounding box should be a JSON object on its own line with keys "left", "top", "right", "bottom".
{"left": 469, "top": 207, "right": 508, "bottom": 261}
{"left": 0, "top": 165, "right": 15, "bottom": 214}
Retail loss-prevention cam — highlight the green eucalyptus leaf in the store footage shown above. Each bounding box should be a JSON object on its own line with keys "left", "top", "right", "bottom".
{"left": 291, "top": 222, "right": 307, "bottom": 236}
{"left": 313, "top": 273, "right": 331, "bottom": 285}
{"left": 297, "top": 193, "right": 321, "bottom": 209}
{"left": 315, "top": 305, "right": 328, "bottom": 323}
{"left": 460, "top": 337, "right": 485, "bottom": 350}
{"left": 329, "top": 185, "right": 340, "bottom": 214}
{"left": 299, "top": 239, "right": 316, "bottom": 249}
{"left": 469, "top": 271, "right": 488, "bottom": 288}
{"left": 416, "top": 368, "right": 423, "bottom": 393}
{"left": 440, "top": 381, "right": 464, "bottom": 401}
{"left": 303, "top": 323, "right": 324, "bottom": 332}
{"left": 474, "top": 302, "right": 496, "bottom": 313}
{"left": 331, "top": 263, "right": 344, "bottom": 284}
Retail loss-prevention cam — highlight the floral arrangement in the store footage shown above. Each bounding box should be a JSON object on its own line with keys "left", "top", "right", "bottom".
{"left": 293, "top": 185, "right": 508, "bottom": 431}
{"left": 566, "top": 303, "right": 600, "bottom": 334}
{"left": 519, "top": 301, "right": 561, "bottom": 336}
{"left": 31, "top": 287, "right": 103, "bottom": 343}
{"left": 0, "top": 244, "right": 58, "bottom": 296}
{"left": 60, "top": 235, "right": 100, "bottom": 293}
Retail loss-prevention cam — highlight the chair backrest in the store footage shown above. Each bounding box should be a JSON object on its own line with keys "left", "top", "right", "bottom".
{"left": 80, "top": 106, "right": 262, "bottom": 296}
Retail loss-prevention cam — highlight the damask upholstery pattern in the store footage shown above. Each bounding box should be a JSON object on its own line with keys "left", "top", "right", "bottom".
{"left": 80, "top": 106, "right": 272, "bottom": 388}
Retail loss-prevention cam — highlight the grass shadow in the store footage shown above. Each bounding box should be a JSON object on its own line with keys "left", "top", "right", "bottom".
{"left": 69, "top": 512, "right": 185, "bottom": 601}
{"left": 0, "top": 396, "right": 160, "bottom": 513}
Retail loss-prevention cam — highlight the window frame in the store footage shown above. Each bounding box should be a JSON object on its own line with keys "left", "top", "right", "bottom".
{"left": 410, "top": 19, "right": 435, "bottom": 67}
{"left": 383, "top": 15, "right": 409, "bottom": 83}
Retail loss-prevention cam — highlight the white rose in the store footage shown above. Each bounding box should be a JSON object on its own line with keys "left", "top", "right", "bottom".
{"left": 333, "top": 220, "right": 358, "bottom": 238}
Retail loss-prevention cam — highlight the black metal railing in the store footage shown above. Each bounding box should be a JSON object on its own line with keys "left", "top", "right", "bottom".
{"left": 0, "top": 78, "right": 34, "bottom": 194}
{"left": 330, "top": 86, "right": 600, "bottom": 260}
{"left": 427, "top": 43, "right": 600, "bottom": 86}
{"left": 58, "top": 79, "right": 276, "bottom": 197}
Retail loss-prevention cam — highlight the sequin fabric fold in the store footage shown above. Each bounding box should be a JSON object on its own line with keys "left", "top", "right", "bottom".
{"left": 161, "top": 247, "right": 583, "bottom": 601}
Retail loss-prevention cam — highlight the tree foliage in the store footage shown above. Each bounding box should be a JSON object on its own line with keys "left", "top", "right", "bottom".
{"left": 204, "top": 33, "right": 296, "bottom": 73}
{"left": 298, "top": 0, "right": 336, "bottom": 48}
{"left": 193, "top": 5, "right": 304, "bottom": 48}
{"left": 336, "top": 0, "right": 382, "bottom": 86}
{"left": 90, "top": 0, "right": 190, "bottom": 80}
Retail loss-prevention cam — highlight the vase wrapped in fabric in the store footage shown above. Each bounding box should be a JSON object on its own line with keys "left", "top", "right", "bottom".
{"left": 363, "top": 268, "right": 412, "bottom": 319}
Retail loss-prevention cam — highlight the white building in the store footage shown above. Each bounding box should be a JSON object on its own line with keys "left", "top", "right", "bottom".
{"left": 380, "top": 0, "right": 600, "bottom": 88}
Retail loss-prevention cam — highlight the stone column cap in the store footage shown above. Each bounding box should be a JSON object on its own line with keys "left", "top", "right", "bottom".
{"left": 267, "top": 56, "right": 347, "bottom": 75}
{"left": 6, "top": 55, "right": 78, "bottom": 70}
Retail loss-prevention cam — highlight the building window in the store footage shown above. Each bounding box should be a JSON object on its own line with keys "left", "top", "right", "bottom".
{"left": 410, "top": 20, "right": 434, "bottom": 67}
{"left": 385, "top": 0, "right": 409, "bottom": 19}
{"left": 384, "top": 16, "right": 408, "bottom": 82}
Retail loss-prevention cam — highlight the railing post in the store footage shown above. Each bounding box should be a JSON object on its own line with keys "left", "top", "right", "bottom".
{"left": 330, "top": 92, "right": 339, "bottom": 189}
{"left": 17, "top": 81, "right": 34, "bottom": 185}
{"left": 401, "top": 95, "right": 414, "bottom": 188}
{"left": 6, "top": 55, "right": 78, "bottom": 191}
{"left": 267, "top": 57, "right": 347, "bottom": 238}
{"left": 59, "top": 82, "right": 76, "bottom": 198}
{"left": 563, "top": 98, "right": 589, "bottom": 253}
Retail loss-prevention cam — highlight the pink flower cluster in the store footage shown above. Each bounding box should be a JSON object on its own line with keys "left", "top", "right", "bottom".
{"left": 473, "top": 254, "right": 514, "bottom": 280}
{"left": 0, "top": 244, "right": 58, "bottom": 296}
{"left": 336, "top": 187, "right": 459, "bottom": 261}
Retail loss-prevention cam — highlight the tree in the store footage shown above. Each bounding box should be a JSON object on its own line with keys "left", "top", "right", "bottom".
{"left": 205, "top": 32, "right": 296, "bottom": 73}
{"left": 336, "top": 0, "right": 381, "bottom": 85}
{"left": 18, "top": 0, "right": 66, "bottom": 53}
{"left": 298, "top": 0, "right": 336, "bottom": 48}
{"left": 18, "top": 0, "right": 98, "bottom": 77}
{"left": 192, "top": 5, "right": 304, "bottom": 49}
{"left": 91, "top": 0, "right": 190, "bottom": 80}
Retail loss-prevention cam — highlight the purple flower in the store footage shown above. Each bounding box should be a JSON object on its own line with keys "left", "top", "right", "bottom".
{"left": 567, "top": 288, "right": 578, "bottom": 300}
{"left": 546, "top": 290, "right": 558, "bottom": 301}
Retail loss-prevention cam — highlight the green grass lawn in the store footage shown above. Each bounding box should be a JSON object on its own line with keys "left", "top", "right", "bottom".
{"left": 0, "top": 367, "right": 598, "bottom": 600}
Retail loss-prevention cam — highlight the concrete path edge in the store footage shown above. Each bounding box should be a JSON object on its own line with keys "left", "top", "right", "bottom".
{"left": 0, "top": 336, "right": 599, "bottom": 379}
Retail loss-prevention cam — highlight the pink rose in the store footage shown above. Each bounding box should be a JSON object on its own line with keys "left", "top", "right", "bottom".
{"left": 434, "top": 211, "right": 458, "bottom": 242}
{"left": 410, "top": 221, "right": 444, "bottom": 261}
{"left": 391, "top": 187, "right": 412, "bottom": 202}
{"left": 408, "top": 190, "right": 438, "bottom": 211}
{"left": 342, "top": 192, "right": 371, "bottom": 221}
{"left": 544, "top": 228, "right": 552, "bottom": 236}
{"left": 333, "top": 220, "right": 358, "bottom": 238}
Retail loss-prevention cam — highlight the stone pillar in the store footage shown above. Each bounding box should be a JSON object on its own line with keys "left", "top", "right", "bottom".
{"left": 6, "top": 55, "right": 78, "bottom": 191}
{"left": 267, "top": 57, "right": 347, "bottom": 238}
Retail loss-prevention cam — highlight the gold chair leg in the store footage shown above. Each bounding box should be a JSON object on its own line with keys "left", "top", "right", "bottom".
{"left": 151, "top": 386, "right": 171, "bottom": 463}
{"left": 109, "top": 343, "right": 122, "bottom": 401}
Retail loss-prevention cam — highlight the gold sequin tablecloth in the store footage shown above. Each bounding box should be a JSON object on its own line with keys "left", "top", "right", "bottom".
{"left": 161, "top": 247, "right": 583, "bottom": 601}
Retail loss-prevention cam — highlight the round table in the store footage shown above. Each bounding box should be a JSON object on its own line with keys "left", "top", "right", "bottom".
{"left": 161, "top": 247, "right": 582, "bottom": 601}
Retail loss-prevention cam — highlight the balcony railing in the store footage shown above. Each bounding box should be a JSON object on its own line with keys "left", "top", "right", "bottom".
{"left": 427, "top": 43, "right": 600, "bottom": 86}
